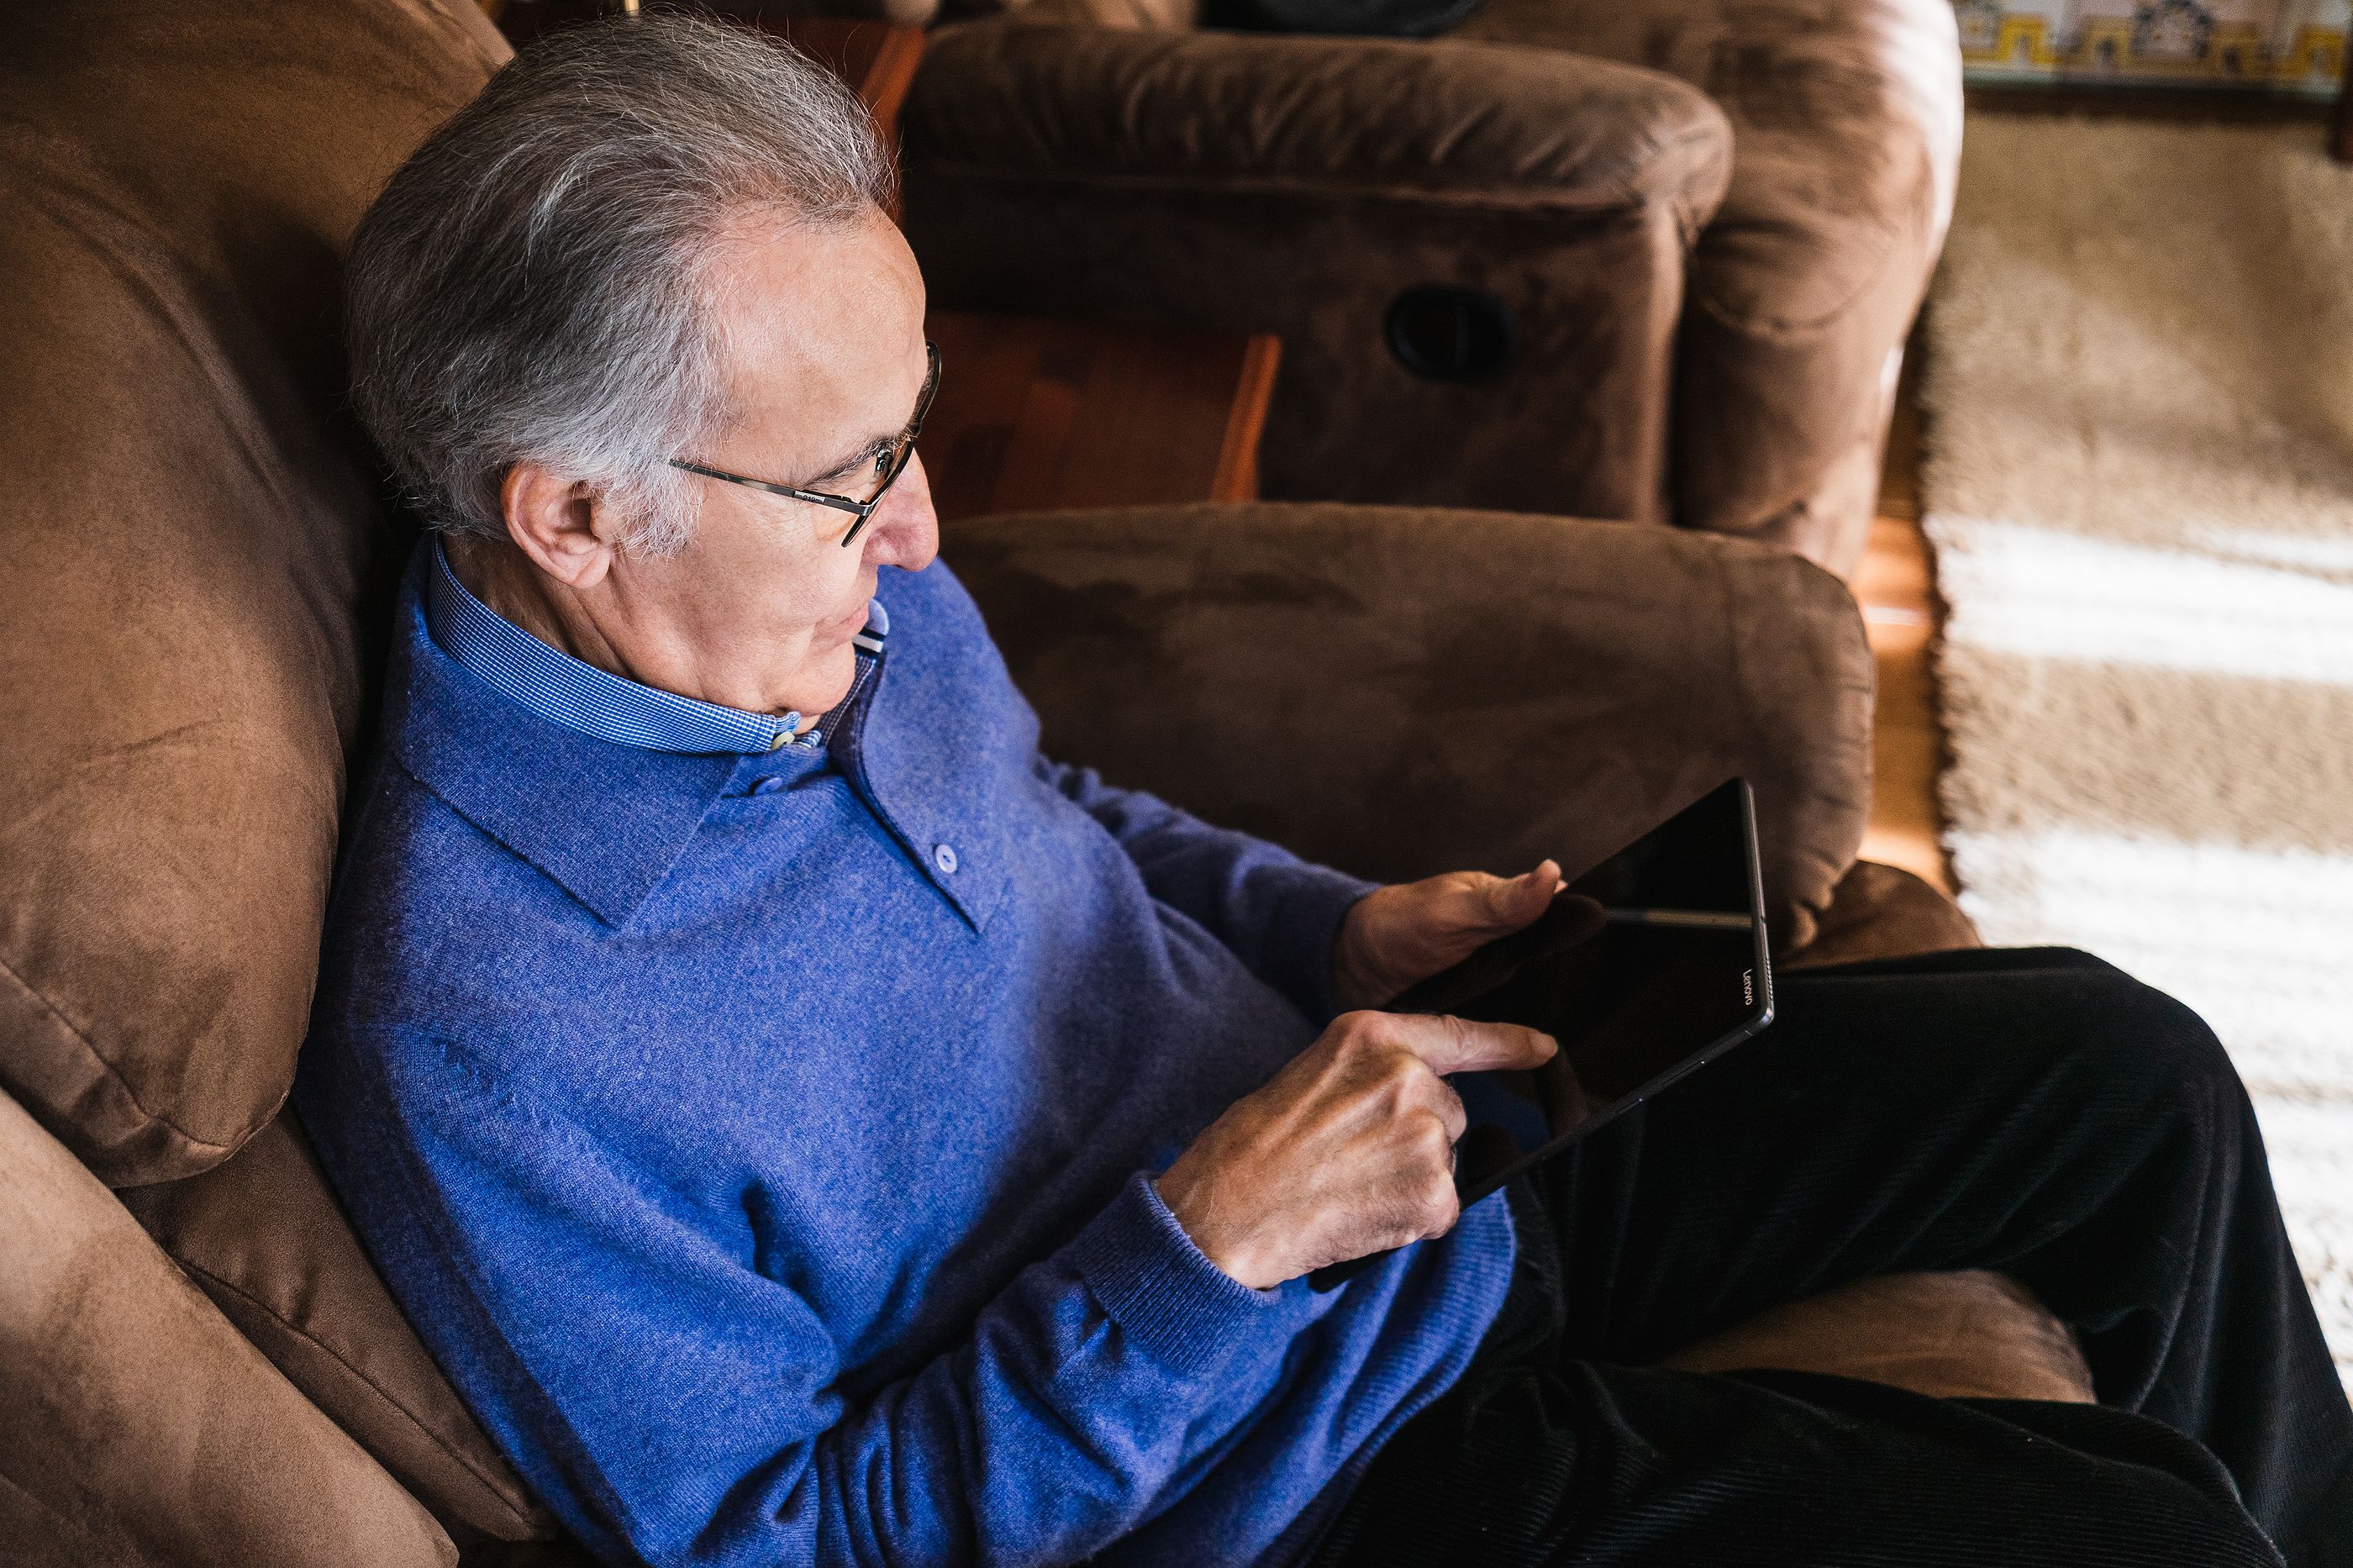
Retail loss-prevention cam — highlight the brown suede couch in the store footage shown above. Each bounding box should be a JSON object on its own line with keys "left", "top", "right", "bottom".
{"left": 0, "top": 3, "right": 2081, "bottom": 1564}
{"left": 895, "top": 0, "right": 1962, "bottom": 576}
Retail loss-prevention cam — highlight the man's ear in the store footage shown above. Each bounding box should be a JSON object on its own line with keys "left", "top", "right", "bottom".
{"left": 500, "top": 461, "right": 615, "bottom": 591}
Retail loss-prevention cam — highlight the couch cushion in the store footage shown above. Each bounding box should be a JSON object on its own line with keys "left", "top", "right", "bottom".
{"left": 1787, "top": 857, "right": 1982, "bottom": 969}
{"left": 1659, "top": 1269, "right": 2095, "bottom": 1403}
{"left": 0, "top": 0, "right": 507, "bottom": 1185}
{"left": 117, "top": 1109, "right": 558, "bottom": 1547}
{"left": 0, "top": 1087, "right": 458, "bottom": 1568}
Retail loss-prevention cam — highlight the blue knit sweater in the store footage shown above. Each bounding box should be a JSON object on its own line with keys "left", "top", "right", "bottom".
{"left": 295, "top": 548, "right": 1515, "bottom": 1568}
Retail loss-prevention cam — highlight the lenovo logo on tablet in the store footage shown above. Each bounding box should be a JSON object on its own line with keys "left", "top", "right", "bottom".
{"left": 1743, "top": 970, "right": 1756, "bottom": 1006}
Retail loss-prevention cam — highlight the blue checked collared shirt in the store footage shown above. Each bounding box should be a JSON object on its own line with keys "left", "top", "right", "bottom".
{"left": 424, "top": 535, "right": 887, "bottom": 756}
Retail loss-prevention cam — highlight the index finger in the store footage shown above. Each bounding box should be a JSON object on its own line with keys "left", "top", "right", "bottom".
{"left": 1384, "top": 1013, "right": 1557, "bottom": 1076}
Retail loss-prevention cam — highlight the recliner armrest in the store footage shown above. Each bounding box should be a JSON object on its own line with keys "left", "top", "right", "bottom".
{"left": 903, "top": 19, "right": 1730, "bottom": 224}
{"left": 944, "top": 502, "right": 1873, "bottom": 949}
{"left": 1448, "top": 0, "right": 1962, "bottom": 568}
{"left": 0, "top": 1087, "right": 455, "bottom": 1568}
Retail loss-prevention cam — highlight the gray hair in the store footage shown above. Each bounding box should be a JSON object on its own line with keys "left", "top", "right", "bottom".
{"left": 345, "top": 14, "right": 895, "bottom": 553}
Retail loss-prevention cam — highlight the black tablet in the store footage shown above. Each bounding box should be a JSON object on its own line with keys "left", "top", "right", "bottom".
{"left": 1392, "top": 777, "right": 1775, "bottom": 1206}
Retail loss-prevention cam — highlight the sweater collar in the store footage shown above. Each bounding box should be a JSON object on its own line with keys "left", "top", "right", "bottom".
{"left": 423, "top": 536, "right": 886, "bottom": 756}
{"left": 387, "top": 545, "right": 868, "bottom": 927}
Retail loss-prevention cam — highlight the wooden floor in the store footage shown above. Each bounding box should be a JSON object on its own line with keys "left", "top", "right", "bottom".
{"left": 1857, "top": 327, "right": 1953, "bottom": 895}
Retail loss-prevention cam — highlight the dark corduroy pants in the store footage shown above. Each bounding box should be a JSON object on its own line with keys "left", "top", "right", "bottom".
{"left": 1317, "top": 948, "right": 2353, "bottom": 1567}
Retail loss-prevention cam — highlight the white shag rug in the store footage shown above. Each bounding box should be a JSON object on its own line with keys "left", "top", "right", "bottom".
{"left": 1924, "top": 113, "right": 2353, "bottom": 1390}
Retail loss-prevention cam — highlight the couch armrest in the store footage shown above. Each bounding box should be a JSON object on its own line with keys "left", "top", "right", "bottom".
{"left": 117, "top": 1110, "right": 555, "bottom": 1550}
{"left": 1452, "top": 0, "right": 1961, "bottom": 570}
{"left": 906, "top": 20, "right": 1729, "bottom": 218}
{"left": 0, "top": 1086, "right": 454, "bottom": 1568}
{"left": 944, "top": 502, "right": 1872, "bottom": 948}
{"left": 902, "top": 24, "right": 1730, "bottom": 524}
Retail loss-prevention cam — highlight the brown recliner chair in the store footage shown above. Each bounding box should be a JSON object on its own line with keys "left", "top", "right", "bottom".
{"left": 895, "top": 0, "right": 1961, "bottom": 576}
{"left": 0, "top": 2, "right": 2078, "bottom": 1564}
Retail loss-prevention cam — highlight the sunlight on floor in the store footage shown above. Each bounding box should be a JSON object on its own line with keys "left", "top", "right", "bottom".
{"left": 1939, "top": 519, "right": 2353, "bottom": 683}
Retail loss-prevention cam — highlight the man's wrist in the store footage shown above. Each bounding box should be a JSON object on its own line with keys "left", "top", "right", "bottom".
{"left": 1329, "top": 887, "right": 1390, "bottom": 1014}
{"left": 1061, "top": 1176, "right": 1287, "bottom": 1376}
{"left": 1153, "top": 1165, "right": 1257, "bottom": 1288}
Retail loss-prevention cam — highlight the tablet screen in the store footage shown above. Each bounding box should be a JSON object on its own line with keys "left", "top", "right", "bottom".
{"left": 1427, "top": 779, "right": 1773, "bottom": 1202}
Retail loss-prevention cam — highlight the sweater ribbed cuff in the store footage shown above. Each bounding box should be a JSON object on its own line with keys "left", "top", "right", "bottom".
{"left": 1065, "top": 1173, "right": 1290, "bottom": 1378}
{"left": 1256, "top": 864, "right": 1381, "bottom": 1025}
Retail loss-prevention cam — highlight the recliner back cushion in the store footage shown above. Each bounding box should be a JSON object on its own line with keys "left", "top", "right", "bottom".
{"left": 972, "top": 0, "right": 1205, "bottom": 32}
{"left": 0, "top": 0, "right": 508, "bottom": 1186}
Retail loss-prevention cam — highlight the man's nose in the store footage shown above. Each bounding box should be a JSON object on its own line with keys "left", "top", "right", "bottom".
{"left": 865, "top": 450, "right": 939, "bottom": 572}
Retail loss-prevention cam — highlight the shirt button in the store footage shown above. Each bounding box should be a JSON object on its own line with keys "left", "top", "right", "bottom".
{"left": 751, "top": 777, "right": 786, "bottom": 797}
{"left": 933, "top": 843, "right": 959, "bottom": 876}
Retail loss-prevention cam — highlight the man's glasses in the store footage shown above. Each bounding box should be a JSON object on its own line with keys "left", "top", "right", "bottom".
{"left": 669, "top": 339, "right": 940, "bottom": 549}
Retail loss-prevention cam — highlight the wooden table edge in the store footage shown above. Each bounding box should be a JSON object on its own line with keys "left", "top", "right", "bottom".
{"left": 1211, "top": 334, "right": 1282, "bottom": 505}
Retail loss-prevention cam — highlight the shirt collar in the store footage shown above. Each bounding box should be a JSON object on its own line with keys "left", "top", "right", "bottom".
{"left": 389, "top": 544, "right": 892, "bottom": 927}
{"left": 424, "top": 535, "right": 886, "bottom": 756}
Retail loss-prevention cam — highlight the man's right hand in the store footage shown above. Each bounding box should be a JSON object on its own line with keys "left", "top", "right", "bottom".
{"left": 1154, "top": 1012, "right": 1558, "bottom": 1290}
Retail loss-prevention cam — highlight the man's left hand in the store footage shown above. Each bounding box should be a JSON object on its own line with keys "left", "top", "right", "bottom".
{"left": 1331, "top": 861, "right": 1565, "bottom": 1013}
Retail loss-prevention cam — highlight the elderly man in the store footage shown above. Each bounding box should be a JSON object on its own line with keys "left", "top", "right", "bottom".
{"left": 297, "top": 18, "right": 2351, "bottom": 1568}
